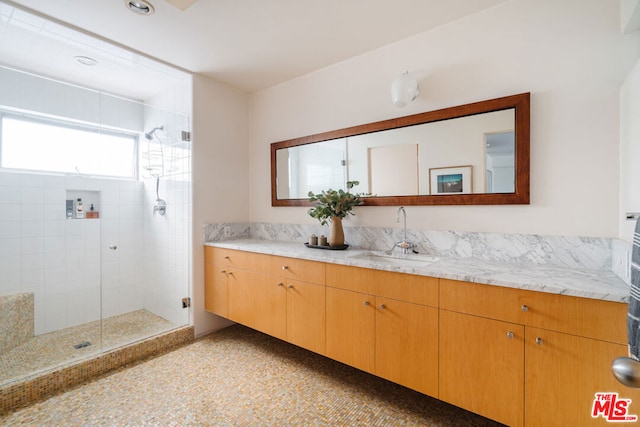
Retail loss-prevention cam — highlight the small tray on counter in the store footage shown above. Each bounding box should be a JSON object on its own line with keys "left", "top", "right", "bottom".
{"left": 304, "top": 243, "right": 349, "bottom": 250}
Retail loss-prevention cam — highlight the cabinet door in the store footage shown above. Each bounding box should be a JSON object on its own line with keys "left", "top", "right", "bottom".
{"left": 286, "top": 280, "right": 325, "bottom": 354}
{"left": 227, "top": 269, "right": 287, "bottom": 340}
{"left": 440, "top": 310, "right": 524, "bottom": 427}
{"left": 326, "top": 287, "right": 375, "bottom": 373}
{"left": 375, "top": 298, "right": 438, "bottom": 397}
{"left": 525, "top": 328, "right": 640, "bottom": 427}
{"left": 204, "top": 258, "right": 228, "bottom": 317}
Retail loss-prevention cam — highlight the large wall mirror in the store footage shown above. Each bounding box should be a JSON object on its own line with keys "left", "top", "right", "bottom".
{"left": 271, "top": 92, "right": 529, "bottom": 206}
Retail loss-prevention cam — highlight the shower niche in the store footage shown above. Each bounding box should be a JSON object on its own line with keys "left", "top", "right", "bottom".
{"left": 66, "top": 190, "right": 100, "bottom": 219}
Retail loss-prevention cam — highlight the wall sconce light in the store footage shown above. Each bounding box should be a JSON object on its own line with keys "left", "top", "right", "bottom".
{"left": 391, "top": 71, "right": 419, "bottom": 108}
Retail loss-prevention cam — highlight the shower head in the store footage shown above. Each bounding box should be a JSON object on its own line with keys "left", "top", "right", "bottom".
{"left": 144, "top": 126, "right": 164, "bottom": 140}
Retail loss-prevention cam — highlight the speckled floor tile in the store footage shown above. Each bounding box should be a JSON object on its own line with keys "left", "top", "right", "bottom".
{"left": 0, "top": 310, "right": 174, "bottom": 385}
{"left": 0, "top": 324, "right": 505, "bottom": 426}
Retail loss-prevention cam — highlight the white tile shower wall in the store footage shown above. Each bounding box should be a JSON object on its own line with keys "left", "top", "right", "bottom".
{"left": 0, "top": 172, "right": 146, "bottom": 335}
{"left": 141, "top": 177, "right": 191, "bottom": 326}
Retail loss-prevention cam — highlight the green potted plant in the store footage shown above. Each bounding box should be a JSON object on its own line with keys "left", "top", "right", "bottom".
{"left": 308, "top": 181, "right": 363, "bottom": 247}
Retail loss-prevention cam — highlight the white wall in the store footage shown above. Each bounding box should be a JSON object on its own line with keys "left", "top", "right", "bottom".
{"left": 622, "top": 0, "right": 640, "bottom": 32}
{"left": 192, "top": 74, "right": 249, "bottom": 337}
{"left": 249, "top": 0, "right": 640, "bottom": 238}
{"left": 620, "top": 57, "right": 640, "bottom": 242}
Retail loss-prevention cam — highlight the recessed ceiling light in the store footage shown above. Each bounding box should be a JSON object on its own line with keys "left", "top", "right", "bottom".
{"left": 125, "top": 0, "right": 155, "bottom": 15}
{"left": 75, "top": 56, "right": 98, "bottom": 66}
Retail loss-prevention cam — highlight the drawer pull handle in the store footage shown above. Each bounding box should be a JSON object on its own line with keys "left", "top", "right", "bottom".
{"left": 227, "top": 272, "right": 233, "bottom": 277}
{"left": 507, "top": 331, "right": 514, "bottom": 339}
{"left": 282, "top": 265, "right": 289, "bottom": 270}
{"left": 277, "top": 282, "right": 284, "bottom": 287}
{"left": 521, "top": 304, "right": 529, "bottom": 312}
{"left": 379, "top": 304, "right": 386, "bottom": 309}
{"left": 220, "top": 269, "right": 226, "bottom": 274}
{"left": 224, "top": 256, "right": 230, "bottom": 260}
{"left": 363, "top": 301, "right": 370, "bottom": 306}
{"left": 288, "top": 285, "right": 294, "bottom": 289}
{"left": 536, "top": 337, "right": 543, "bottom": 345}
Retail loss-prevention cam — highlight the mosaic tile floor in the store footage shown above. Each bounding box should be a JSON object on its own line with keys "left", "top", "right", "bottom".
{"left": 0, "top": 324, "right": 505, "bottom": 426}
{"left": 0, "top": 309, "right": 174, "bottom": 386}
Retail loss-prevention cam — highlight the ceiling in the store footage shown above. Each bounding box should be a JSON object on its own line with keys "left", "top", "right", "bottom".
{"left": 2, "top": 0, "right": 509, "bottom": 98}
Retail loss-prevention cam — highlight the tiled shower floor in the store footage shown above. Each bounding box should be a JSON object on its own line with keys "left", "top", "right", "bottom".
{"left": 0, "top": 309, "right": 174, "bottom": 385}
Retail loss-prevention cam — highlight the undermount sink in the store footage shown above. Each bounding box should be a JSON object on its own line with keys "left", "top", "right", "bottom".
{"left": 350, "top": 251, "right": 439, "bottom": 267}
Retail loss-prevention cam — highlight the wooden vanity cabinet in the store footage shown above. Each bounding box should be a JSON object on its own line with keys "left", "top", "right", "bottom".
{"left": 325, "top": 264, "right": 439, "bottom": 397}
{"left": 441, "top": 278, "right": 640, "bottom": 427}
{"left": 519, "top": 292, "right": 640, "bottom": 427}
{"left": 204, "top": 246, "right": 326, "bottom": 353}
{"left": 206, "top": 247, "right": 640, "bottom": 426}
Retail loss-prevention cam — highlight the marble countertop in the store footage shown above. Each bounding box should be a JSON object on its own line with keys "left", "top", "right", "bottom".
{"left": 205, "top": 239, "right": 631, "bottom": 303}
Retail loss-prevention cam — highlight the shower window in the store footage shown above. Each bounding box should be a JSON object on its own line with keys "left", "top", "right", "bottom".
{"left": 0, "top": 114, "right": 138, "bottom": 178}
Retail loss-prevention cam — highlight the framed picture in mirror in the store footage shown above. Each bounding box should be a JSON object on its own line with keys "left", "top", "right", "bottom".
{"left": 429, "top": 165, "right": 472, "bottom": 195}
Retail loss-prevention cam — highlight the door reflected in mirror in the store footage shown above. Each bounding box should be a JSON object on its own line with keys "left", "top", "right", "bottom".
{"left": 485, "top": 130, "right": 515, "bottom": 193}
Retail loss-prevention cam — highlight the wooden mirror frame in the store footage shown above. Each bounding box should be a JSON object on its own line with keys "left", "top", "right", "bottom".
{"left": 271, "top": 92, "right": 530, "bottom": 207}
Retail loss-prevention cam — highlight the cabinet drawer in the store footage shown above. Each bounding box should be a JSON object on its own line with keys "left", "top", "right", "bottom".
{"left": 377, "top": 274, "right": 438, "bottom": 307}
{"left": 327, "top": 264, "right": 438, "bottom": 307}
{"left": 206, "top": 246, "right": 259, "bottom": 268}
{"left": 270, "top": 256, "right": 325, "bottom": 285}
{"left": 205, "top": 245, "right": 226, "bottom": 264}
{"left": 520, "top": 292, "right": 627, "bottom": 344}
{"left": 217, "top": 248, "right": 271, "bottom": 271}
{"left": 440, "top": 279, "right": 526, "bottom": 323}
{"left": 440, "top": 279, "right": 627, "bottom": 344}
{"left": 215, "top": 249, "right": 325, "bottom": 284}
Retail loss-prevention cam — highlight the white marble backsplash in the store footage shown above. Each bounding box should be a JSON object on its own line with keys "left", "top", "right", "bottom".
{"left": 203, "top": 222, "right": 617, "bottom": 272}
{"left": 203, "top": 222, "right": 251, "bottom": 242}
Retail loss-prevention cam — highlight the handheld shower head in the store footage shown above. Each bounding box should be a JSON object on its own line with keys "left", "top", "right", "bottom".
{"left": 144, "top": 126, "right": 164, "bottom": 140}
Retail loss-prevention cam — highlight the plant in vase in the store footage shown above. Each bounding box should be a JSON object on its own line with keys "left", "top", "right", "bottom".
{"left": 307, "top": 181, "right": 363, "bottom": 247}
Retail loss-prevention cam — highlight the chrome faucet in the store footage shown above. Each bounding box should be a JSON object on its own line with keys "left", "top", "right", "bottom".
{"left": 393, "top": 207, "right": 416, "bottom": 254}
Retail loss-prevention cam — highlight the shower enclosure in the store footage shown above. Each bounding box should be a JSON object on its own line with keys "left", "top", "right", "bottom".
{"left": 0, "top": 4, "right": 193, "bottom": 388}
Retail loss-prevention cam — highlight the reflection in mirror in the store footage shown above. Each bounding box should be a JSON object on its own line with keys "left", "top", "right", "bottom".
{"left": 275, "top": 138, "right": 346, "bottom": 199}
{"left": 344, "top": 109, "right": 515, "bottom": 196}
{"left": 485, "top": 130, "right": 515, "bottom": 193}
{"left": 271, "top": 93, "right": 529, "bottom": 206}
